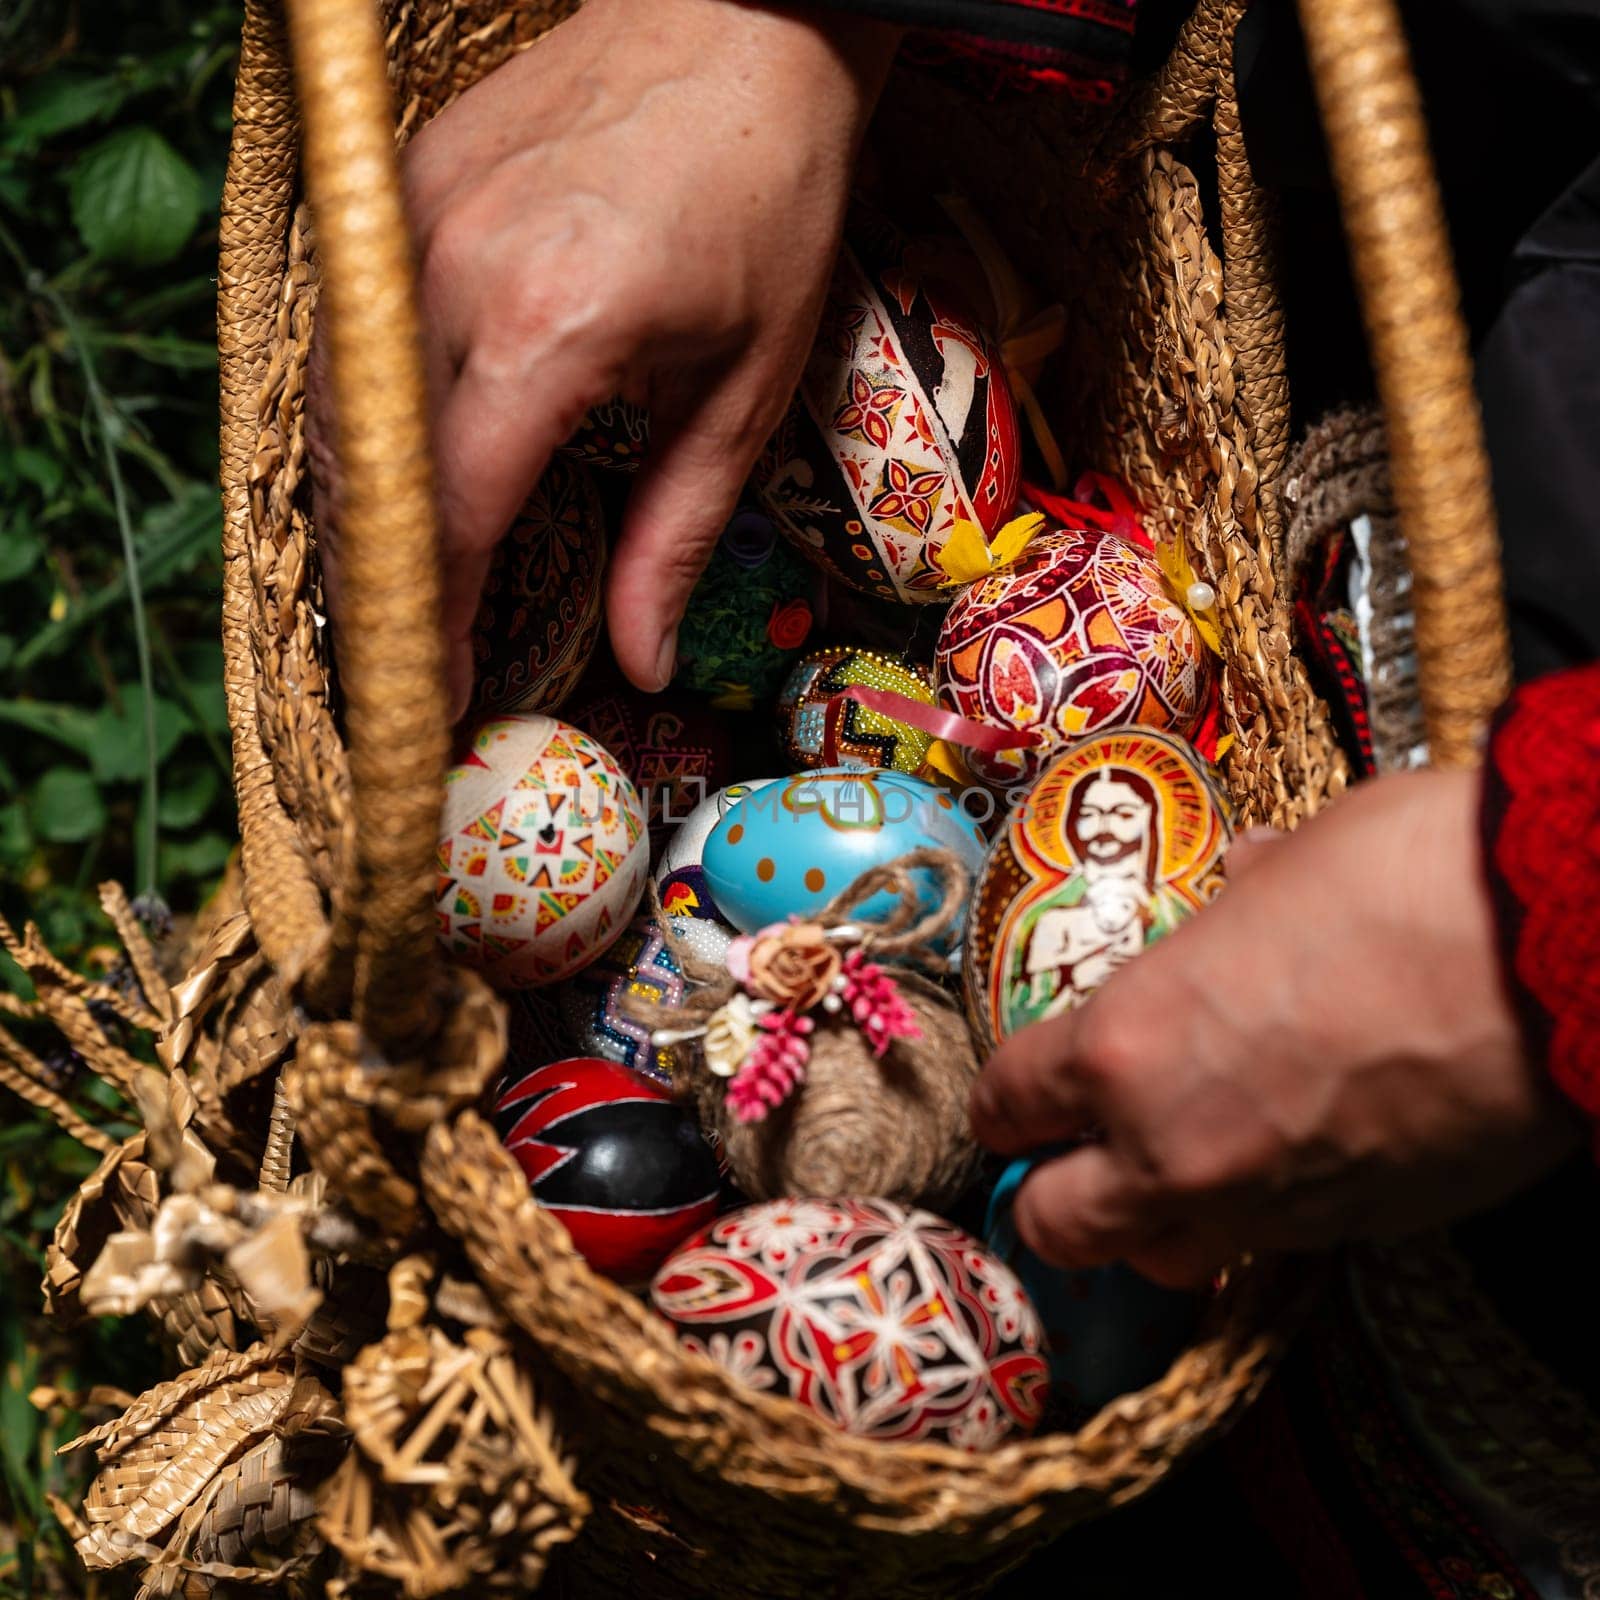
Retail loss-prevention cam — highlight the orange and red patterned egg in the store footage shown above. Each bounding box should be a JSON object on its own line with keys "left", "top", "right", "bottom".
{"left": 469, "top": 458, "right": 607, "bottom": 717}
{"left": 651, "top": 1198, "right": 1048, "bottom": 1449}
{"left": 964, "top": 729, "right": 1231, "bottom": 1052}
{"left": 435, "top": 715, "right": 649, "bottom": 989}
{"left": 935, "top": 529, "right": 1214, "bottom": 792}
{"left": 752, "top": 207, "right": 1022, "bottom": 605}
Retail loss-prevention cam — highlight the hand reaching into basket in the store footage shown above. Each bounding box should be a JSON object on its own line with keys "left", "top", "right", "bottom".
{"left": 969, "top": 770, "right": 1584, "bottom": 1288}
{"left": 312, "top": 0, "right": 900, "bottom": 716}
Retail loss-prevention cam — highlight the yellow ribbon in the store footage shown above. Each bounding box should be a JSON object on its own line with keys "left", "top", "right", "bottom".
{"left": 936, "top": 512, "right": 1045, "bottom": 588}
{"left": 1153, "top": 536, "right": 1224, "bottom": 657}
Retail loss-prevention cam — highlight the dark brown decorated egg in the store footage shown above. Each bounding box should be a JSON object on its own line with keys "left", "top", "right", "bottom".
{"left": 494, "top": 1057, "right": 719, "bottom": 1284}
{"left": 752, "top": 205, "right": 1022, "bottom": 605}
{"left": 964, "top": 729, "right": 1231, "bottom": 1051}
{"left": 468, "top": 457, "right": 607, "bottom": 717}
{"left": 557, "top": 397, "right": 650, "bottom": 473}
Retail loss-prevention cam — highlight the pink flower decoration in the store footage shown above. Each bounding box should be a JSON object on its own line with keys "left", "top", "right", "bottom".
{"left": 840, "top": 949, "right": 922, "bottom": 1058}
{"left": 726, "top": 1010, "right": 815, "bottom": 1123}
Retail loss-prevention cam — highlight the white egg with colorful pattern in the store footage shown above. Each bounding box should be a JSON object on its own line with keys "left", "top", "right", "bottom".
{"left": 436, "top": 715, "right": 650, "bottom": 989}
{"left": 654, "top": 779, "right": 781, "bottom": 926}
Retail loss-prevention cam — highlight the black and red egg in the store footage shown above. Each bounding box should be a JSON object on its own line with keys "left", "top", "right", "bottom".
{"left": 492, "top": 1057, "right": 720, "bottom": 1284}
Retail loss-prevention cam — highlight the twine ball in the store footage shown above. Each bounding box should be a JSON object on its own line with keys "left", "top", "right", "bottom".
{"left": 691, "top": 971, "right": 978, "bottom": 1210}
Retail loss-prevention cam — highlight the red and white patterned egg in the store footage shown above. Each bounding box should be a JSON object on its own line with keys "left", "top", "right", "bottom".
{"left": 651, "top": 1197, "right": 1048, "bottom": 1450}
{"left": 753, "top": 207, "right": 1022, "bottom": 605}
{"left": 435, "top": 715, "right": 649, "bottom": 988}
{"left": 468, "top": 458, "right": 607, "bottom": 717}
{"left": 935, "top": 528, "right": 1214, "bottom": 791}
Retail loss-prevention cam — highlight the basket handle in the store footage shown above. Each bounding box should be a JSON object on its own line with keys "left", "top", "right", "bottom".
{"left": 284, "top": 0, "right": 451, "bottom": 1051}
{"left": 1296, "top": 0, "right": 1511, "bottom": 765}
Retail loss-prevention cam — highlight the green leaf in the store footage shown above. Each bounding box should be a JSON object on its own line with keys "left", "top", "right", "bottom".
{"left": 4, "top": 72, "right": 128, "bottom": 146}
{"left": 88, "top": 688, "right": 189, "bottom": 784}
{"left": 0, "top": 698, "right": 99, "bottom": 757}
{"left": 157, "top": 761, "right": 219, "bottom": 828}
{"left": 0, "top": 802, "right": 30, "bottom": 865}
{"left": 159, "top": 830, "right": 232, "bottom": 881}
{"left": 176, "top": 639, "right": 229, "bottom": 733}
{"left": 0, "top": 528, "right": 44, "bottom": 584}
{"left": 29, "top": 767, "right": 105, "bottom": 844}
{"left": 68, "top": 127, "right": 204, "bottom": 268}
{"left": 11, "top": 445, "right": 65, "bottom": 501}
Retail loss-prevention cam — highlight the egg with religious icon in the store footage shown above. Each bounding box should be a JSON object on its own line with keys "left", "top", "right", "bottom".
{"left": 467, "top": 457, "right": 608, "bottom": 718}
{"left": 935, "top": 527, "right": 1213, "bottom": 791}
{"left": 984, "top": 1156, "right": 1203, "bottom": 1425}
{"left": 435, "top": 715, "right": 650, "bottom": 989}
{"left": 650, "top": 1197, "right": 1048, "bottom": 1448}
{"left": 700, "top": 768, "right": 986, "bottom": 935}
{"left": 753, "top": 203, "right": 1022, "bottom": 605}
{"left": 964, "top": 729, "right": 1231, "bottom": 1051}
{"left": 557, "top": 913, "right": 686, "bottom": 1087}
{"left": 493, "top": 1057, "right": 720, "bottom": 1283}
{"left": 776, "top": 647, "right": 939, "bottom": 775}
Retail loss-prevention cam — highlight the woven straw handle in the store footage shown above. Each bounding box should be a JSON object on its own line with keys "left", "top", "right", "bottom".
{"left": 281, "top": 0, "right": 1511, "bottom": 1048}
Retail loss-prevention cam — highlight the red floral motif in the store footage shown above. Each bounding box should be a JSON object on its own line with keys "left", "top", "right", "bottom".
{"left": 868, "top": 457, "right": 947, "bottom": 536}
{"left": 831, "top": 368, "right": 904, "bottom": 451}
{"left": 726, "top": 1010, "right": 815, "bottom": 1123}
{"left": 765, "top": 598, "right": 814, "bottom": 653}
{"left": 1483, "top": 662, "right": 1600, "bottom": 1149}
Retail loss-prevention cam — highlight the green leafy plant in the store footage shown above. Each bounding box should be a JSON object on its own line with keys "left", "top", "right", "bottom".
{"left": 0, "top": 3, "right": 244, "bottom": 1592}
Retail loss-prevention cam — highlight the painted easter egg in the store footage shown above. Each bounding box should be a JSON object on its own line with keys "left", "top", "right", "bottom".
{"left": 985, "top": 1156, "right": 1201, "bottom": 1426}
{"left": 964, "top": 729, "right": 1230, "bottom": 1050}
{"left": 701, "top": 769, "right": 986, "bottom": 934}
{"left": 468, "top": 458, "right": 607, "bottom": 718}
{"left": 558, "top": 914, "right": 686, "bottom": 1086}
{"left": 674, "top": 510, "right": 818, "bottom": 709}
{"left": 652, "top": 1198, "right": 1048, "bottom": 1448}
{"left": 557, "top": 397, "right": 651, "bottom": 473}
{"left": 564, "top": 675, "right": 735, "bottom": 858}
{"left": 935, "top": 528, "right": 1213, "bottom": 791}
{"left": 777, "top": 647, "right": 938, "bottom": 775}
{"left": 654, "top": 779, "right": 781, "bottom": 926}
{"left": 753, "top": 206, "right": 1021, "bottom": 605}
{"left": 435, "top": 716, "right": 650, "bottom": 989}
{"left": 494, "top": 1058, "right": 719, "bottom": 1283}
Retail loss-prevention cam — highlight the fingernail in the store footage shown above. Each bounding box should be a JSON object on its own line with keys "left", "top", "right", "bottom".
{"left": 654, "top": 630, "right": 678, "bottom": 692}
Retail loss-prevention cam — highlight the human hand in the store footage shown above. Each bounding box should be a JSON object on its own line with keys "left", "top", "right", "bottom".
{"left": 969, "top": 769, "right": 1583, "bottom": 1288}
{"left": 313, "top": 0, "right": 900, "bottom": 715}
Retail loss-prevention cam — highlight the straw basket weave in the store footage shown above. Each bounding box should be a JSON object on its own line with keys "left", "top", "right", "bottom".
{"left": 185, "top": 0, "right": 1521, "bottom": 1590}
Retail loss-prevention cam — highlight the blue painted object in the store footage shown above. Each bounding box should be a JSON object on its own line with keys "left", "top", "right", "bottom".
{"left": 701, "top": 769, "right": 986, "bottom": 934}
{"left": 985, "top": 1154, "right": 1203, "bottom": 1424}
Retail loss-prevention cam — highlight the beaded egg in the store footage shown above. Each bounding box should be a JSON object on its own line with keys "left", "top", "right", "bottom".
{"left": 964, "top": 729, "right": 1231, "bottom": 1050}
{"left": 494, "top": 1057, "right": 719, "bottom": 1283}
{"left": 753, "top": 205, "right": 1021, "bottom": 605}
{"left": 935, "top": 528, "right": 1213, "bottom": 791}
{"left": 673, "top": 509, "right": 817, "bottom": 709}
{"left": 468, "top": 458, "right": 607, "bottom": 718}
{"left": 701, "top": 769, "right": 986, "bottom": 935}
{"left": 435, "top": 715, "right": 650, "bottom": 989}
{"left": 776, "top": 647, "right": 938, "bottom": 775}
{"left": 558, "top": 913, "right": 686, "bottom": 1086}
{"left": 651, "top": 1198, "right": 1048, "bottom": 1449}
{"left": 985, "top": 1155, "right": 1202, "bottom": 1426}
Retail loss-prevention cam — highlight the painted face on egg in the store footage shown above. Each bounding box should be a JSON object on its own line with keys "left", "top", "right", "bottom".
{"left": 777, "top": 647, "right": 938, "bottom": 775}
{"left": 435, "top": 716, "right": 650, "bottom": 988}
{"left": 936, "top": 529, "right": 1213, "bottom": 790}
{"left": 468, "top": 458, "right": 607, "bottom": 718}
{"left": 651, "top": 1198, "right": 1048, "bottom": 1449}
{"left": 753, "top": 211, "right": 1021, "bottom": 605}
{"left": 964, "top": 729, "right": 1230, "bottom": 1049}
{"left": 494, "top": 1058, "right": 720, "bottom": 1284}
{"left": 701, "top": 769, "right": 986, "bottom": 935}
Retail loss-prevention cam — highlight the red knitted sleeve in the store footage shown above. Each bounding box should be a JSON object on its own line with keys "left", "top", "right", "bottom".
{"left": 1482, "top": 661, "right": 1600, "bottom": 1137}
{"left": 797, "top": 0, "right": 1139, "bottom": 98}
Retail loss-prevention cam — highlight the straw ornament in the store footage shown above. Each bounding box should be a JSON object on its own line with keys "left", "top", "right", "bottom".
{"left": 640, "top": 849, "right": 981, "bottom": 1208}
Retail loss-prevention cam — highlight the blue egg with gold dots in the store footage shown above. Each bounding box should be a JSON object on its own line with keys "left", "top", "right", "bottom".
{"left": 701, "top": 769, "right": 986, "bottom": 934}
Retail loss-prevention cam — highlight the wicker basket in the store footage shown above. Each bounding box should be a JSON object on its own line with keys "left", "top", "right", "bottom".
{"left": 207, "top": 0, "right": 1513, "bottom": 1591}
